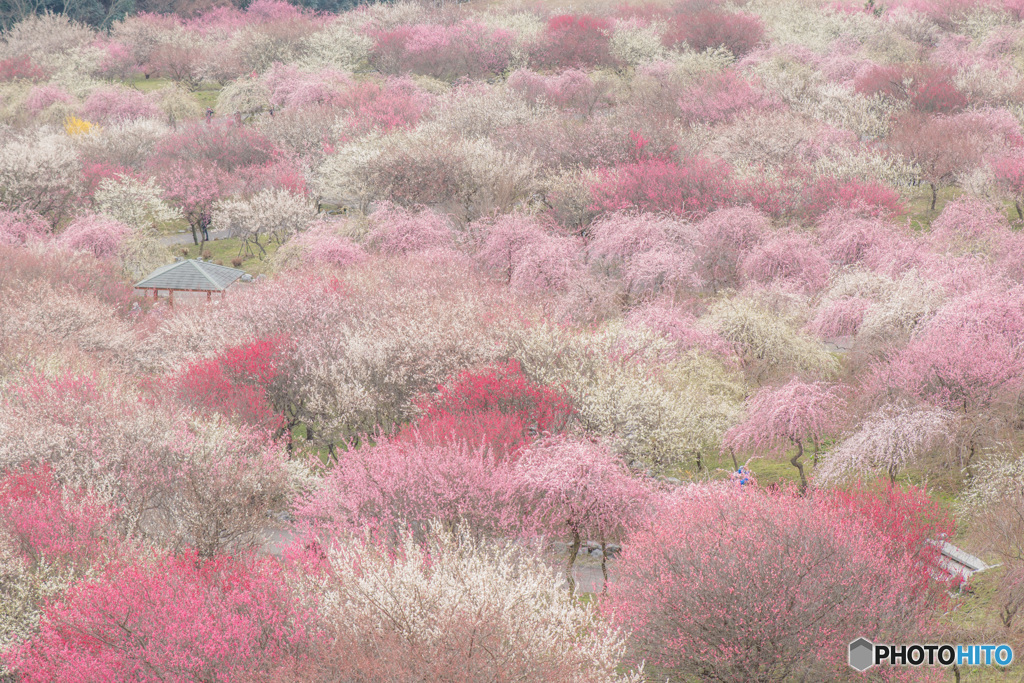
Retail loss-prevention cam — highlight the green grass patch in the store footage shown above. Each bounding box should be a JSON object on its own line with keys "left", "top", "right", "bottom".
{"left": 902, "top": 185, "right": 1024, "bottom": 232}
{"left": 175, "top": 236, "right": 280, "bottom": 276}
{"left": 123, "top": 75, "right": 174, "bottom": 93}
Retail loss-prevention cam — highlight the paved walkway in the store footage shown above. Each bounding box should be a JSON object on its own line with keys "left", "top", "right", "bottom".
{"left": 158, "top": 229, "right": 230, "bottom": 247}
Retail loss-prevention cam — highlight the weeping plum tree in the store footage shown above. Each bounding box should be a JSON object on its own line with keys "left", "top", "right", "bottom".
{"left": 514, "top": 437, "right": 649, "bottom": 593}
{"left": 724, "top": 379, "right": 845, "bottom": 492}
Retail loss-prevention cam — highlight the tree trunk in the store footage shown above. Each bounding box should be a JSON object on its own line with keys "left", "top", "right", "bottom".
{"left": 191, "top": 223, "right": 199, "bottom": 246}
{"left": 729, "top": 447, "right": 739, "bottom": 472}
{"left": 565, "top": 528, "right": 580, "bottom": 594}
{"left": 600, "top": 540, "right": 609, "bottom": 595}
{"left": 930, "top": 182, "right": 938, "bottom": 212}
{"left": 791, "top": 440, "right": 807, "bottom": 494}
{"left": 1016, "top": 200, "right": 1022, "bottom": 222}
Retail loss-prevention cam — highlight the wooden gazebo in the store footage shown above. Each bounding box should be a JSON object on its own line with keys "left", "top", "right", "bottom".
{"left": 134, "top": 259, "right": 246, "bottom": 306}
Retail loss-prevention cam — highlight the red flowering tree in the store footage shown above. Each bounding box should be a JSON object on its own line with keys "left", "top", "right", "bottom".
{"left": 0, "top": 465, "right": 115, "bottom": 568}
{"left": 412, "top": 359, "right": 573, "bottom": 461}
{"left": 174, "top": 338, "right": 286, "bottom": 432}
{"left": 825, "top": 481, "right": 954, "bottom": 580}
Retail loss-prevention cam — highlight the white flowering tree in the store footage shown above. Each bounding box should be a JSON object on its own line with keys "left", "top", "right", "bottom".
{"left": 0, "top": 131, "right": 82, "bottom": 227}
{"left": 213, "top": 188, "right": 317, "bottom": 260}
{"left": 817, "top": 402, "right": 954, "bottom": 484}
{"left": 308, "top": 523, "right": 643, "bottom": 683}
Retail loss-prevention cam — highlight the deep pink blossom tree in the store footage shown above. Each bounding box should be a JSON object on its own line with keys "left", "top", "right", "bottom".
{"left": 724, "top": 379, "right": 846, "bottom": 492}
{"left": 0, "top": 465, "right": 115, "bottom": 568}
{"left": 5, "top": 552, "right": 317, "bottom": 682}
{"left": 590, "top": 155, "right": 734, "bottom": 218}
{"left": 605, "top": 487, "right": 943, "bottom": 682}
{"left": 157, "top": 160, "right": 237, "bottom": 245}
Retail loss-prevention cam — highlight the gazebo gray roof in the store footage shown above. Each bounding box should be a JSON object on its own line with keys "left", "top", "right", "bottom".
{"left": 134, "top": 259, "right": 246, "bottom": 292}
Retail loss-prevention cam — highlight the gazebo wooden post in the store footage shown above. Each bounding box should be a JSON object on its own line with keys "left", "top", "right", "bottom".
{"left": 168, "top": 290, "right": 174, "bottom": 308}
{"left": 207, "top": 291, "right": 212, "bottom": 302}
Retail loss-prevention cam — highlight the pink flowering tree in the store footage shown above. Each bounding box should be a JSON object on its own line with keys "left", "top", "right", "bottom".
{"left": 739, "top": 231, "right": 830, "bottom": 293}
{"left": 294, "top": 437, "right": 515, "bottom": 546}
{"left": 23, "top": 84, "right": 73, "bottom": 115}
{"left": 590, "top": 154, "right": 734, "bottom": 218}
{"left": 605, "top": 487, "right": 944, "bottom": 681}
{"left": 158, "top": 160, "right": 237, "bottom": 245}
{"left": 661, "top": 9, "right": 764, "bottom": 56}
{"left": 81, "top": 86, "right": 161, "bottom": 123}
{"left": 587, "top": 212, "right": 701, "bottom": 299}
{"left": 57, "top": 214, "right": 132, "bottom": 260}
{"left": 531, "top": 14, "right": 618, "bottom": 70}
{"left": 693, "top": 207, "right": 769, "bottom": 292}
{"left": 370, "top": 21, "right": 515, "bottom": 80}
{"left": 4, "top": 552, "right": 317, "bottom": 682}
{"left": 286, "top": 222, "right": 367, "bottom": 270}
{"left": 507, "top": 69, "right": 611, "bottom": 115}
{"left": 474, "top": 214, "right": 581, "bottom": 292}
{"left": 724, "top": 380, "right": 846, "bottom": 492}
{"left": 364, "top": 202, "right": 453, "bottom": 256}
{"left": 514, "top": 437, "right": 650, "bottom": 593}
{"left": 928, "top": 197, "right": 1009, "bottom": 256}
{"left": 676, "top": 70, "right": 773, "bottom": 126}
{"left": 871, "top": 289, "right": 1024, "bottom": 471}
{"left": 814, "top": 210, "right": 898, "bottom": 267}
{"left": 992, "top": 152, "right": 1024, "bottom": 220}
{"left": 0, "top": 210, "right": 48, "bottom": 246}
